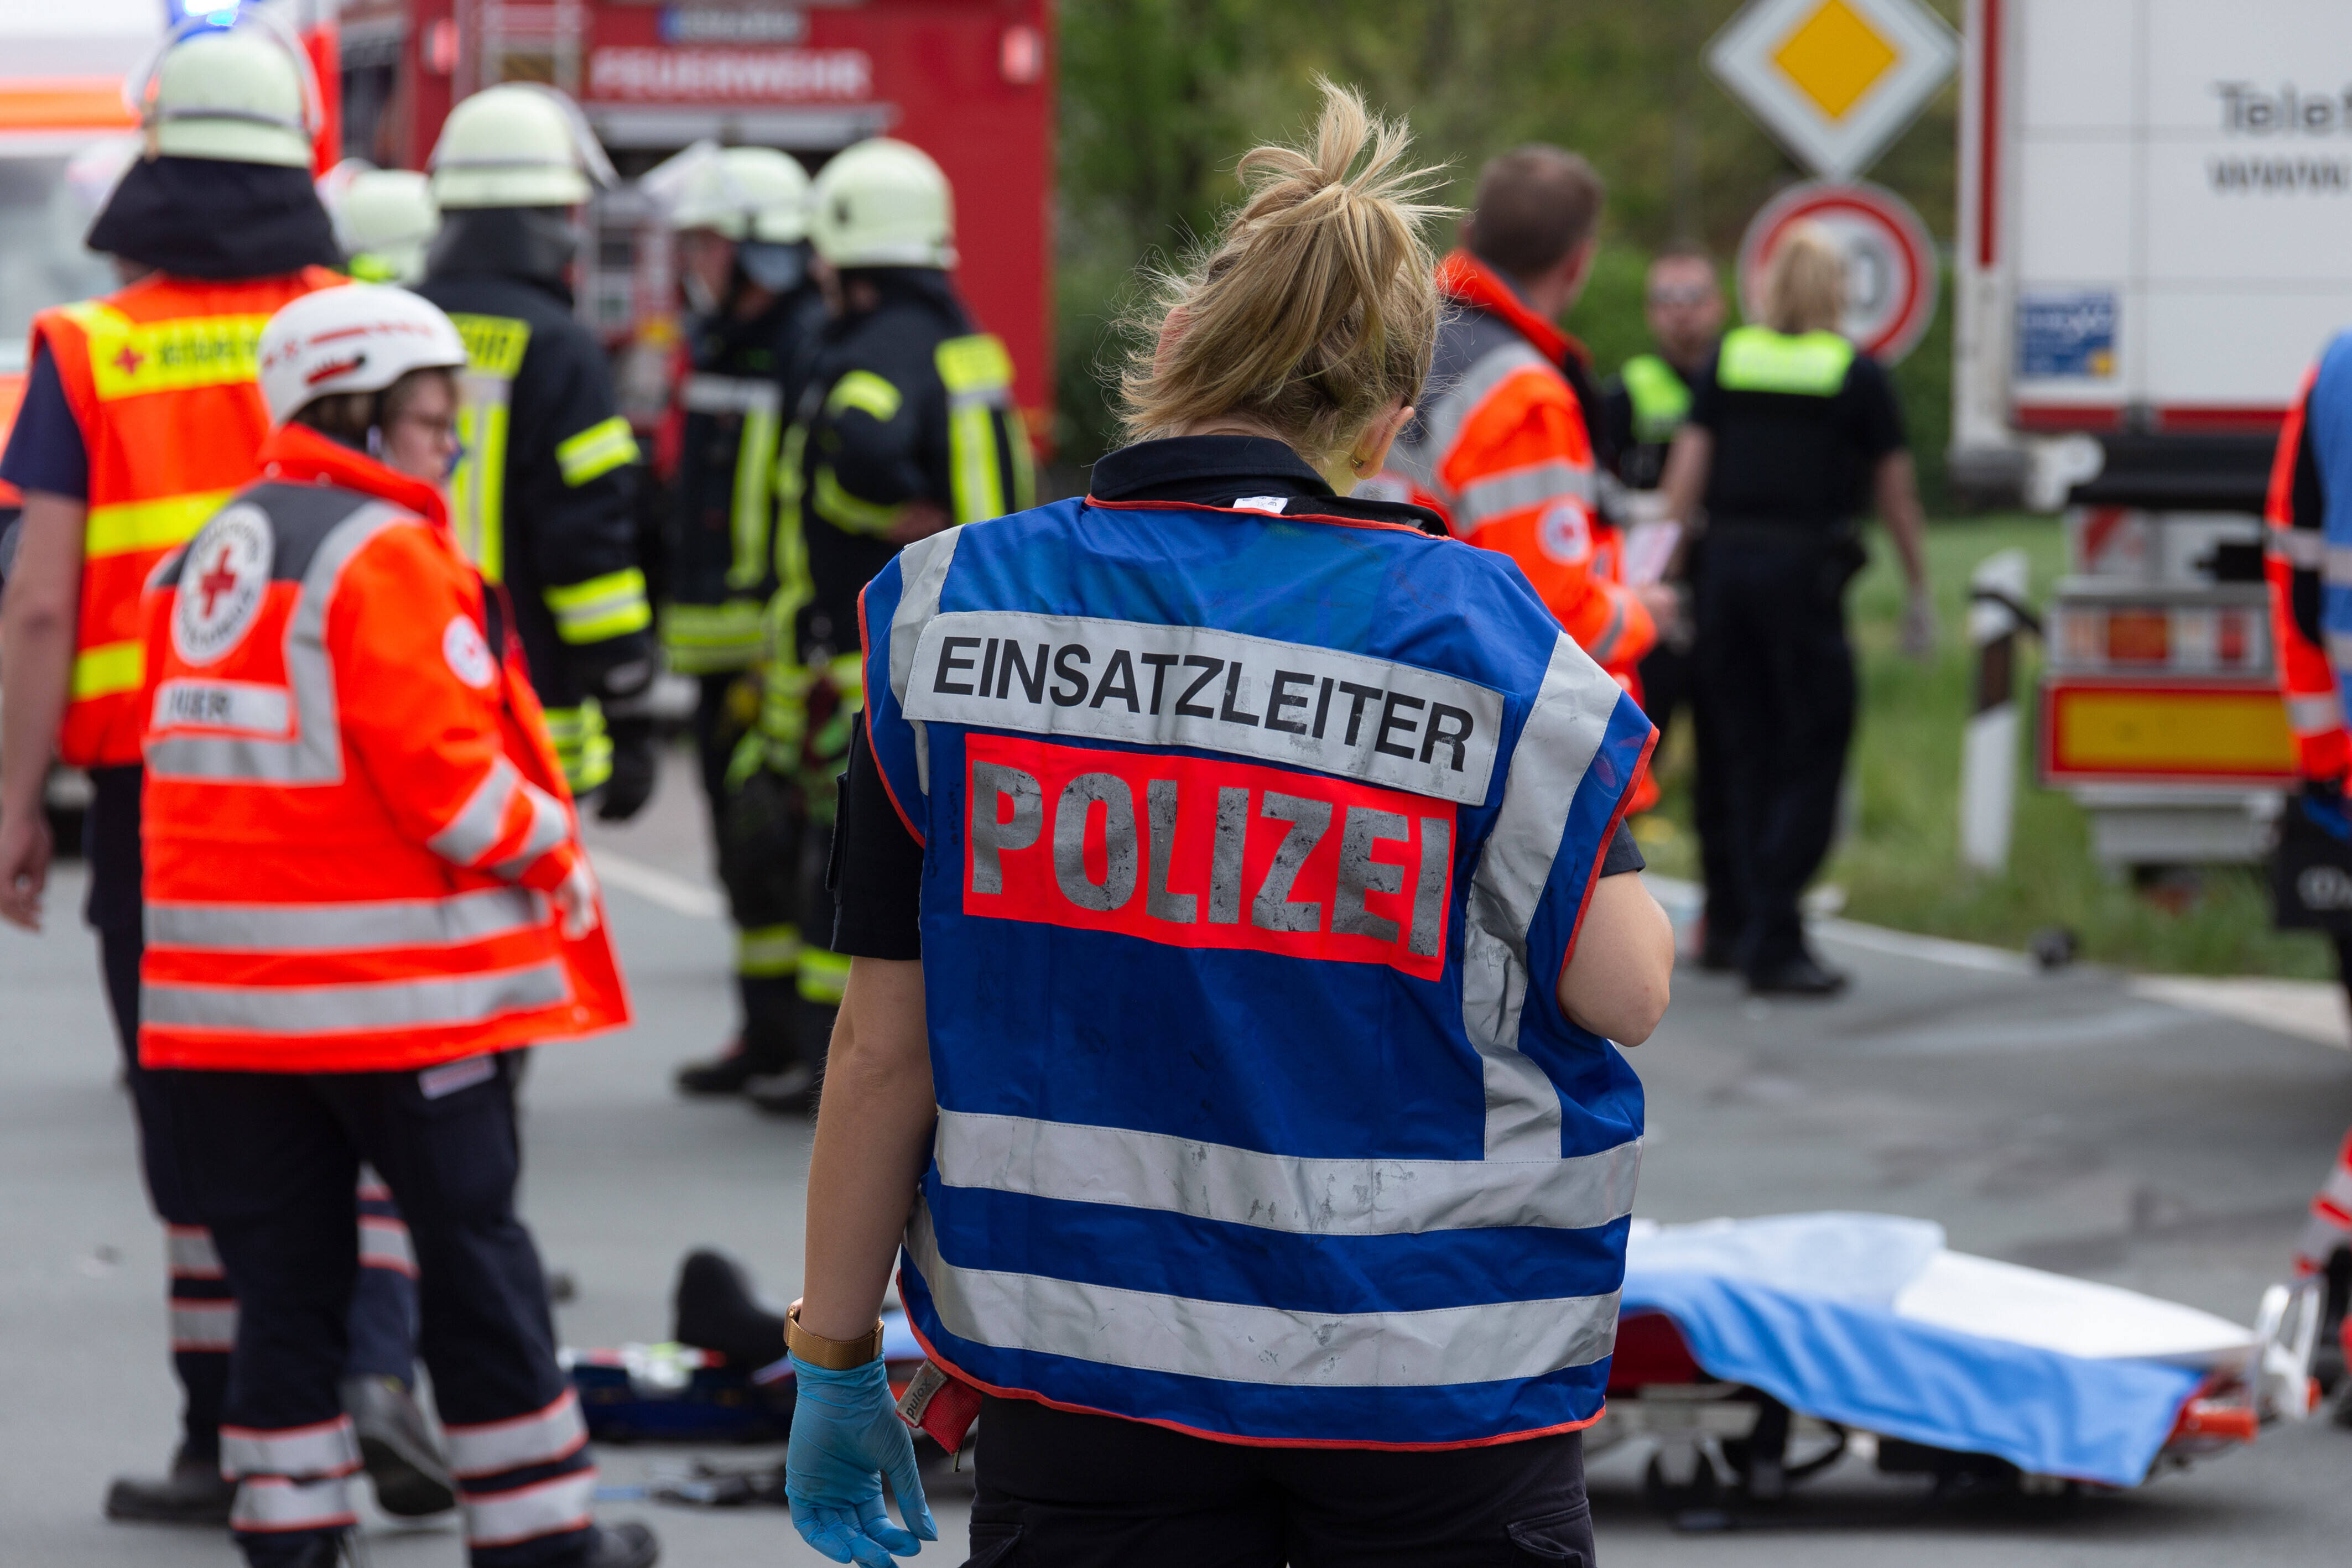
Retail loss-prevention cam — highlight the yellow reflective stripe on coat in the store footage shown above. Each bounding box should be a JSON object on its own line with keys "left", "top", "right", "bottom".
{"left": 737, "top": 923, "right": 801, "bottom": 979}
{"left": 544, "top": 567, "right": 652, "bottom": 644}
{"left": 541, "top": 701, "right": 613, "bottom": 793}
{"left": 660, "top": 600, "right": 766, "bottom": 671}
{"left": 72, "top": 640, "right": 145, "bottom": 700}
{"left": 825, "top": 369, "right": 902, "bottom": 423}
{"left": 446, "top": 315, "right": 525, "bottom": 582}
{"left": 1715, "top": 327, "right": 1855, "bottom": 397}
{"left": 556, "top": 417, "right": 641, "bottom": 487}
{"left": 936, "top": 334, "right": 1029, "bottom": 524}
{"left": 797, "top": 946, "right": 851, "bottom": 1005}
{"left": 811, "top": 466, "right": 904, "bottom": 535}
{"left": 75, "top": 306, "right": 273, "bottom": 402}
{"left": 729, "top": 400, "right": 782, "bottom": 592}
{"left": 85, "top": 489, "right": 234, "bottom": 559}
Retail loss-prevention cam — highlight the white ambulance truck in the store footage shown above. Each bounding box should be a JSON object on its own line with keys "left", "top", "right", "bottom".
{"left": 1953, "top": 0, "right": 2352, "bottom": 867}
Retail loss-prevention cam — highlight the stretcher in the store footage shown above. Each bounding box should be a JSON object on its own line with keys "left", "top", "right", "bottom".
{"left": 1594, "top": 1213, "right": 2322, "bottom": 1511}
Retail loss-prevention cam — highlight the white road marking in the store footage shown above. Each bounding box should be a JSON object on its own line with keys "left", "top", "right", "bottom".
{"left": 587, "top": 849, "right": 725, "bottom": 921}
{"left": 2129, "top": 976, "right": 2349, "bottom": 1052}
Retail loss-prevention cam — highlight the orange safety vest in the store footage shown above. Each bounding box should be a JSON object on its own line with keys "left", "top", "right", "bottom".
{"left": 2266, "top": 361, "right": 2352, "bottom": 783}
{"left": 30, "top": 267, "right": 345, "bottom": 768}
{"left": 136, "top": 425, "right": 629, "bottom": 1073}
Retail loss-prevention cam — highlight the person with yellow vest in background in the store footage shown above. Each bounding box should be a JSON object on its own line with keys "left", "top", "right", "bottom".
{"left": 1383, "top": 144, "right": 1664, "bottom": 704}
{"left": 139, "top": 284, "right": 654, "bottom": 1568}
{"left": 417, "top": 84, "right": 659, "bottom": 818}
{"left": 654, "top": 146, "right": 834, "bottom": 1101}
{"left": 730, "top": 136, "right": 1033, "bottom": 1113}
{"left": 0, "top": 17, "right": 353, "bottom": 1524}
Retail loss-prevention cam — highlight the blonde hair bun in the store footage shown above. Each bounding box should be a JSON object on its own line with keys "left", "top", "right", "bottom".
{"left": 1119, "top": 80, "right": 1448, "bottom": 467}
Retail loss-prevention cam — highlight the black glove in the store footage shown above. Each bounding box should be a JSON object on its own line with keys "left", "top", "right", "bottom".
{"left": 597, "top": 717, "right": 658, "bottom": 822}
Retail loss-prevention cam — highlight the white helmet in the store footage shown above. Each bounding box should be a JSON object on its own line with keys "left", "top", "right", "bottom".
{"left": 809, "top": 139, "right": 955, "bottom": 269}
{"left": 321, "top": 164, "right": 440, "bottom": 284}
{"left": 430, "top": 83, "right": 616, "bottom": 210}
{"left": 128, "top": 17, "right": 321, "bottom": 169}
{"left": 257, "top": 285, "right": 469, "bottom": 428}
{"left": 668, "top": 145, "right": 810, "bottom": 244}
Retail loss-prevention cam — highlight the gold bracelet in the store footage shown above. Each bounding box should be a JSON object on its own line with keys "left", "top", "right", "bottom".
{"left": 785, "top": 1300, "right": 886, "bottom": 1369}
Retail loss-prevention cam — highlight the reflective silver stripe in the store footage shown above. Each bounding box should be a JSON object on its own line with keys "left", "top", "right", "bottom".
{"left": 934, "top": 1109, "right": 1641, "bottom": 1236}
{"left": 681, "top": 373, "right": 782, "bottom": 416}
{"left": 147, "top": 886, "right": 544, "bottom": 954}
{"left": 491, "top": 783, "right": 571, "bottom": 879}
{"left": 2326, "top": 544, "right": 2352, "bottom": 585}
{"left": 446, "top": 1389, "right": 589, "bottom": 1478}
{"left": 2297, "top": 1211, "right": 2352, "bottom": 1265}
{"left": 2328, "top": 633, "right": 2352, "bottom": 668}
{"left": 359, "top": 1215, "right": 416, "bottom": 1275}
{"left": 2270, "top": 527, "right": 2326, "bottom": 569}
{"left": 1463, "top": 633, "right": 1625, "bottom": 1158}
{"left": 222, "top": 1418, "right": 360, "bottom": 1480}
{"left": 166, "top": 1224, "right": 222, "bottom": 1278}
{"left": 171, "top": 1303, "right": 238, "bottom": 1350}
{"left": 145, "top": 502, "right": 407, "bottom": 785}
{"left": 429, "top": 757, "right": 523, "bottom": 866}
{"left": 2323, "top": 1163, "right": 2352, "bottom": 1211}
{"left": 462, "top": 1469, "right": 597, "bottom": 1547}
{"left": 890, "top": 527, "right": 964, "bottom": 795}
{"left": 231, "top": 1475, "right": 356, "bottom": 1531}
{"left": 905, "top": 1199, "right": 1619, "bottom": 1387}
{"left": 1455, "top": 460, "right": 1596, "bottom": 528}
{"left": 143, "top": 962, "right": 571, "bottom": 1035}
{"left": 2288, "top": 692, "right": 2345, "bottom": 735}
{"left": 1399, "top": 341, "right": 1555, "bottom": 510}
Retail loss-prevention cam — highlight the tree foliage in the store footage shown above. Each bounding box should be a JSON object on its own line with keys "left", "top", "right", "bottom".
{"left": 1054, "top": 0, "right": 1963, "bottom": 497}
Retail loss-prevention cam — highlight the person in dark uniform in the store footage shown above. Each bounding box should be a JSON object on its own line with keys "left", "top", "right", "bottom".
{"left": 1597, "top": 248, "right": 1741, "bottom": 965}
{"left": 417, "top": 84, "right": 658, "bottom": 819}
{"left": 733, "top": 136, "right": 1033, "bottom": 1112}
{"left": 1660, "top": 222, "right": 1933, "bottom": 997}
{"left": 655, "top": 148, "right": 834, "bottom": 1100}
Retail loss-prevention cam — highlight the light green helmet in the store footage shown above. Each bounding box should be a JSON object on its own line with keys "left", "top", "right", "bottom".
{"left": 137, "top": 23, "right": 318, "bottom": 169}
{"left": 430, "top": 83, "right": 614, "bottom": 210}
{"left": 324, "top": 165, "right": 439, "bottom": 285}
{"left": 809, "top": 138, "right": 955, "bottom": 270}
{"left": 669, "top": 146, "right": 810, "bottom": 244}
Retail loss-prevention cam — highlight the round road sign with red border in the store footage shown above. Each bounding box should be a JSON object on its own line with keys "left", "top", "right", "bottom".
{"left": 1737, "top": 179, "right": 1938, "bottom": 366}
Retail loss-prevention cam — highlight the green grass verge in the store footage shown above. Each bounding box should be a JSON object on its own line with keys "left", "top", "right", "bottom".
{"left": 1635, "top": 515, "right": 2337, "bottom": 980}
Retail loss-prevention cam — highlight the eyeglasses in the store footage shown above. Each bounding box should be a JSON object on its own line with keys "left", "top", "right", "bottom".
{"left": 1647, "top": 285, "right": 1718, "bottom": 306}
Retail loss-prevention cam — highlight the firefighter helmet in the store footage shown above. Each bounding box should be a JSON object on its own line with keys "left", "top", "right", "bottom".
{"left": 258, "top": 285, "right": 470, "bottom": 428}
{"left": 321, "top": 163, "right": 439, "bottom": 284}
{"left": 129, "top": 19, "right": 320, "bottom": 169}
{"left": 809, "top": 138, "right": 955, "bottom": 269}
{"left": 668, "top": 145, "right": 810, "bottom": 244}
{"left": 429, "top": 83, "right": 615, "bottom": 210}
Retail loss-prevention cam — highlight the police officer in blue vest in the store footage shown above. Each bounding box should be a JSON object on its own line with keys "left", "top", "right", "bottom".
{"left": 776, "top": 86, "right": 1675, "bottom": 1567}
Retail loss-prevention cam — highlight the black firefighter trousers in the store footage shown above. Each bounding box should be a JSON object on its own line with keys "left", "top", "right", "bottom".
{"left": 166, "top": 1054, "right": 594, "bottom": 1568}
{"left": 964, "top": 1395, "right": 1594, "bottom": 1567}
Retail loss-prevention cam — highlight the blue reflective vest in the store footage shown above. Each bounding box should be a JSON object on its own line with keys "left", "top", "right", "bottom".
{"left": 859, "top": 487, "right": 1656, "bottom": 1447}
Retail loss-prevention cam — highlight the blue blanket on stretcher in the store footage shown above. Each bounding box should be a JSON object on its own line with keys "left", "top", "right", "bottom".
{"left": 1619, "top": 1215, "right": 2209, "bottom": 1487}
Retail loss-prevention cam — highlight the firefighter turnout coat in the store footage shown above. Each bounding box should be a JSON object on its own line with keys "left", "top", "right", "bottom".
{"left": 136, "top": 425, "right": 629, "bottom": 1072}
{"left": 29, "top": 267, "right": 345, "bottom": 767}
{"left": 418, "top": 265, "right": 652, "bottom": 794}
{"left": 859, "top": 480, "right": 1656, "bottom": 1446}
{"left": 1386, "top": 251, "right": 1654, "bottom": 680}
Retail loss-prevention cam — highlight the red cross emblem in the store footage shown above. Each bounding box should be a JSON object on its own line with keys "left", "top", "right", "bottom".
{"left": 113, "top": 344, "right": 144, "bottom": 377}
{"left": 196, "top": 545, "right": 241, "bottom": 617}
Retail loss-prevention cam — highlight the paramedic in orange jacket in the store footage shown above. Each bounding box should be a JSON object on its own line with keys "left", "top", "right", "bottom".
{"left": 1384, "top": 145, "right": 1664, "bottom": 690}
{"left": 137, "top": 286, "right": 656, "bottom": 1568}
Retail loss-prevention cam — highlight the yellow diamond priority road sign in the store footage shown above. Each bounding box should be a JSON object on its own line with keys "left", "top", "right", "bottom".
{"left": 1708, "top": 0, "right": 1958, "bottom": 182}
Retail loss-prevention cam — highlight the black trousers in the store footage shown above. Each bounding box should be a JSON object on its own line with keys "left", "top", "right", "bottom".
{"left": 1634, "top": 634, "right": 1741, "bottom": 954}
{"left": 964, "top": 1397, "right": 1593, "bottom": 1567}
{"left": 1691, "top": 534, "right": 1859, "bottom": 977}
{"left": 166, "top": 1056, "right": 591, "bottom": 1567}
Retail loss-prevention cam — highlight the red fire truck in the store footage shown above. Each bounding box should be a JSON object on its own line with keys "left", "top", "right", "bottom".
{"left": 333, "top": 0, "right": 1055, "bottom": 428}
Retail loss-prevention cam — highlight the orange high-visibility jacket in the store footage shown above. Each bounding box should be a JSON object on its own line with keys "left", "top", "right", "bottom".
{"left": 30, "top": 268, "right": 345, "bottom": 767}
{"left": 2266, "top": 358, "right": 2352, "bottom": 783}
{"left": 1385, "top": 252, "right": 1655, "bottom": 676}
{"left": 137, "top": 425, "right": 629, "bottom": 1073}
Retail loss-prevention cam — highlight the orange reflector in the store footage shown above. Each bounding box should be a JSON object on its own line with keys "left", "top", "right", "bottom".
{"left": 2043, "top": 683, "right": 2296, "bottom": 783}
{"left": 2172, "top": 1400, "right": 2259, "bottom": 1444}
{"left": 0, "top": 78, "right": 136, "bottom": 132}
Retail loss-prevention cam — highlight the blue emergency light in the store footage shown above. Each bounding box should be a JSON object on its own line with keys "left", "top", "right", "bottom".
{"left": 166, "top": 0, "right": 242, "bottom": 28}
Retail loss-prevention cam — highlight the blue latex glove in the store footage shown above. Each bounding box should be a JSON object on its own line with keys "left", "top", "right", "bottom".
{"left": 786, "top": 1354, "right": 937, "bottom": 1566}
{"left": 2305, "top": 784, "right": 2352, "bottom": 842}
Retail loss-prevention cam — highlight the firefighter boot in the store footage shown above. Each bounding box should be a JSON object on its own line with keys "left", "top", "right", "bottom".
{"left": 670, "top": 1248, "right": 788, "bottom": 1373}
{"left": 103, "top": 1446, "right": 236, "bottom": 1525}
{"left": 675, "top": 977, "right": 797, "bottom": 1096}
{"left": 341, "top": 1374, "right": 456, "bottom": 1517}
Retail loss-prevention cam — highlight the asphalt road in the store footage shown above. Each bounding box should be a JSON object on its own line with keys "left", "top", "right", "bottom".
{"left": 5, "top": 748, "right": 2351, "bottom": 1566}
